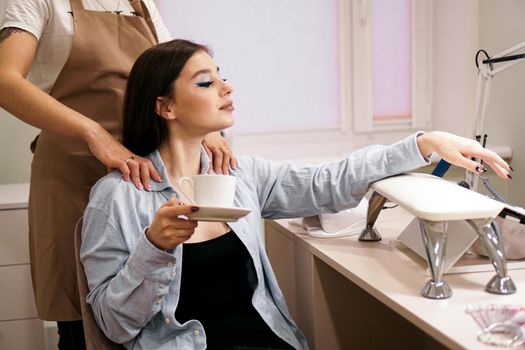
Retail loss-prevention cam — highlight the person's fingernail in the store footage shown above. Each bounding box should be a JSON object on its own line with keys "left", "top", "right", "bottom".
{"left": 191, "top": 206, "right": 199, "bottom": 212}
{"left": 509, "top": 166, "right": 514, "bottom": 172}
{"left": 138, "top": 184, "right": 144, "bottom": 190}
{"left": 178, "top": 201, "right": 184, "bottom": 205}
{"left": 507, "top": 174, "right": 513, "bottom": 180}
{"left": 476, "top": 164, "right": 486, "bottom": 173}
{"left": 146, "top": 185, "right": 152, "bottom": 191}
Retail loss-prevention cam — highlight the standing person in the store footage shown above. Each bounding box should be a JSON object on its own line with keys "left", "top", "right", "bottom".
{"left": 0, "top": 1, "right": 236, "bottom": 349}
{"left": 80, "top": 39, "right": 511, "bottom": 350}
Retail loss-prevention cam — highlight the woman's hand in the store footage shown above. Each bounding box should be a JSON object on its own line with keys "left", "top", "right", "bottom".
{"left": 85, "top": 124, "right": 163, "bottom": 190}
{"left": 417, "top": 131, "right": 512, "bottom": 179}
{"left": 203, "top": 131, "right": 238, "bottom": 174}
{"left": 145, "top": 201, "right": 199, "bottom": 250}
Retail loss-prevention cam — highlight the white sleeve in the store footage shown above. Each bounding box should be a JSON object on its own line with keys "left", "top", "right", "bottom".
{"left": 0, "top": 0, "right": 50, "bottom": 41}
{"left": 143, "top": 0, "right": 171, "bottom": 43}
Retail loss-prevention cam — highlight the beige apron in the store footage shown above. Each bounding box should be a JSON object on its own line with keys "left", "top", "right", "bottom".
{"left": 28, "top": 0, "right": 157, "bottom": 320}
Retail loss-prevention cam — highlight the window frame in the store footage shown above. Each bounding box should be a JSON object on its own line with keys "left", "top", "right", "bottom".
{"left": 351, "top": 0, "right": 434, "bottom": 133}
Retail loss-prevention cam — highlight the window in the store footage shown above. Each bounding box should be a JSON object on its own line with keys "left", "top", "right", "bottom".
{"left": 351, "top": 0, "right": 433, "bottom": 132}
{"left": 158, "top": 1, "right": 434, "bottom": 158}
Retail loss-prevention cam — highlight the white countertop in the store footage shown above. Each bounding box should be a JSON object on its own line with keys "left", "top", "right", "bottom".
{"left": 0, "top": 183, "right": 30, "bottom": 210}
{"left": 271, "top": 207, "right": 525, "bottom": 350}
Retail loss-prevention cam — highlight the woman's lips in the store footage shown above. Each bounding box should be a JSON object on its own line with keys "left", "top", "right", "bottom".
{"left": 220, "top": 102, "right": 234, "bottom": 111}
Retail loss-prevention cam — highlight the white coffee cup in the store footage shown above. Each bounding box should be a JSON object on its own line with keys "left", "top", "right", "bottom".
{"left": 177, "top": 174, "right": 237, "bottom": 207}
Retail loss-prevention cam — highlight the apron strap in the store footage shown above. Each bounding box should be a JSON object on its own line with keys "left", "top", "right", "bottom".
{"left": 69, "top": 0, "right": 83, "bottom": 13}
{"left": 129, "top": 0, "right": 159, "bottom": 43}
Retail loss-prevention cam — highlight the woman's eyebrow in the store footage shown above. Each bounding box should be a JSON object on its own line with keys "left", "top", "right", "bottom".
{"left": 190, "top": 67, "right": 220, "bottom": 79}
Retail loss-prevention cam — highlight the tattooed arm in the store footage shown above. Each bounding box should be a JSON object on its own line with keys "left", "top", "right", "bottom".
{"left": 0, "top": 27, "right": 104, "bottom": 139}
{"left": 0, "top": 27, "right": 27, "bottom": 44}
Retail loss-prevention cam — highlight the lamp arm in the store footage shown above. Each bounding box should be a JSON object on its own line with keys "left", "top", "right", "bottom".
{"left": 489, "top": 57, "right": 525, "bottom": 76}
{"left": 483, "top": 53, "right": 525, "bottom": 65}
{"left": 487, "top": 40, "right": 525, "bottom": 60}
{"left": 481, "top": 40, "right": 525, "bottom": 76}
{"left": 465, "top": 73, "right": 492, "bottom": 191}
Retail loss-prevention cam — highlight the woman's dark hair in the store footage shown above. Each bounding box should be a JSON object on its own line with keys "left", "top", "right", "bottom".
{"left": 122, "top": 39, "right": 210, "bottom": 156}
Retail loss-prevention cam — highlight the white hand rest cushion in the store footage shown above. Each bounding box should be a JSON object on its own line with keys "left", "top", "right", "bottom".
{"left": 319, "top": 197, "right": 368, "bottom": 233}
{"left": 371, "top": 173, "right": 505, "bottom": 221}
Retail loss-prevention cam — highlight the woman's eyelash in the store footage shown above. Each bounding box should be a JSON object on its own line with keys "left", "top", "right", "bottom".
{"left": 195, "top": 81, "right": 213, "bottom": 87}
{"left": 194, "top": 78, "right": 227, "bottom": 88}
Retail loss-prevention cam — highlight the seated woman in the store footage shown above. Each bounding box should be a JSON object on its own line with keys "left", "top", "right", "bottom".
{"left": 80, "top": 39, "right": 511, "bottom": 350}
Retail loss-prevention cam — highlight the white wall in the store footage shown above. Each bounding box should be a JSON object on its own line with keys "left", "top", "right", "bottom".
{"left": 432, "top": 0, "right": 478, "bottom": 137}
{"left": 0, "top": 110, "right": 38, "bottom": 184}
{"left": 479, "top": 0, "right": 525, "bottom": 205}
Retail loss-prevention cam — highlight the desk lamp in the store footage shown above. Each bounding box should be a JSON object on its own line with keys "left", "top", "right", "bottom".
{"left": 432, "top": 40, "right": 525, "bottom": 192}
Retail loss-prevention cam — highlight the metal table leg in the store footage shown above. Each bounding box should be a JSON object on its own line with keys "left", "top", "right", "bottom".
{"left": 419, "top": 219, "right": 452, "bottom": 299}
{"left": 467, "top": 218, "right": 516, "bottom": 295}
{"left": 359, "top": 191, "right": 387, "bottom": 242}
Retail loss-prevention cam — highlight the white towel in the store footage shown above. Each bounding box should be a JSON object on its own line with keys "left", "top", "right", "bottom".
{"left": 290, "top": 215, "right": 363, "bottom": 238}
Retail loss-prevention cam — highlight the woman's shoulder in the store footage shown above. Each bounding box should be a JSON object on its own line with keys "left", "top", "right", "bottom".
{"left": 231, "top": 156, "right": 262, "bottom": 177}
{"left": 88, "top": 171, "right": 138, "bottom": 209}
{"left": 1, "top": 0, "right": 52, "bottom": 36}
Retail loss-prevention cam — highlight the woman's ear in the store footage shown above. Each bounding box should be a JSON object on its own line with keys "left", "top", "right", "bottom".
{"left": 155, "top": 96, "right": 176, "bottom": 120}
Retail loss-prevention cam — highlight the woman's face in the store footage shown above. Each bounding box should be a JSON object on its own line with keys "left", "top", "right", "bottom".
{"left": 169, "top": 50, "right": 235, "bottom": 135}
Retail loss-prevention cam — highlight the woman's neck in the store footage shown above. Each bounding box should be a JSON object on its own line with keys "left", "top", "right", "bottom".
{"left": 159, "top": 135, "right": 202, "bottom": 181}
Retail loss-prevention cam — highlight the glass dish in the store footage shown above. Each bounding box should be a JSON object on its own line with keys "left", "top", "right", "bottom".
{"left": 466, "top": 304, "right": 525, "bottom": 348}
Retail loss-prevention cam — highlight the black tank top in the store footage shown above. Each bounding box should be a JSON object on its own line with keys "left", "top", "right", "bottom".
{"left": 175, "top": 230, "right": 292, "bottom": 349}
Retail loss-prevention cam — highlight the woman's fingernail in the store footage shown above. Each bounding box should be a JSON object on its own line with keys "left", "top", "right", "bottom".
{"left": 146, "top": 185, "right": 152, "bottom": 191}
{"left": 509, "top": 166, "right": 514, "bottom": 172}
{"left": 476, "top": 164, "right": 487, "bottom": 173}
{"left": 191, "top": 206, "right": 199, "bottom": 212}
{"left": 507, "top": 174, "right": 513, "bottom": 180}
{"left": 178, "top": 201, "right": 184, "bottom": 205}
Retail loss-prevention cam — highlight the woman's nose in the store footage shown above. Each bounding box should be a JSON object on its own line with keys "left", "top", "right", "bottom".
{"left": 220, "top": 80, "right": 234, "bottom": 96}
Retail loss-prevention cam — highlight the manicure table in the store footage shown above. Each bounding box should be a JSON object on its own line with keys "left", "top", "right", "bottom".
{"left": 265, "top": 187, "right": 525, "bottom": 349}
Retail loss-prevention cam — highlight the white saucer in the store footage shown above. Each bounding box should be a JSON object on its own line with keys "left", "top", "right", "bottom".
{"left": 187, "top": 206, "right": 252, "bottom": 222}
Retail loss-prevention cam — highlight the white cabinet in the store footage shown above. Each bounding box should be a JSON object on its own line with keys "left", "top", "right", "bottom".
{"left": 0, "top": 183, "right": 45, "bottom": 350}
